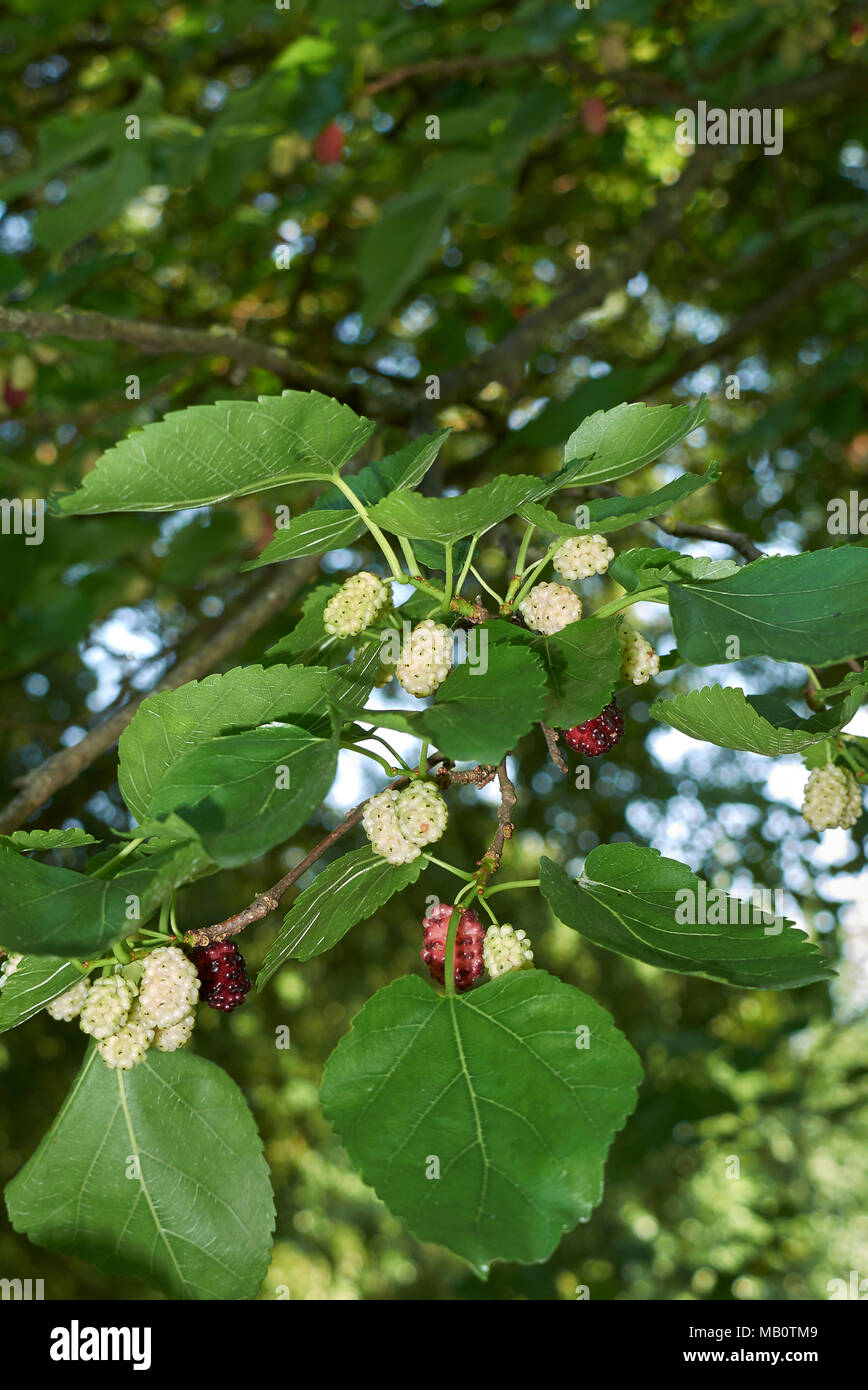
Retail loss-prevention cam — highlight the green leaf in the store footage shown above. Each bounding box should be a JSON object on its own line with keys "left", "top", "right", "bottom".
{"left": 366, "top": 474, "right": 546, "bottom": 542}
{"left": 118, "top": 663, "right": 340, "bottom": 821}
{"left": 651, "top": 680, "right": 868, "bottom": 755}
{"left": 522, "top": 462, "right": 720, "bottom": 536}
{"left": 145, "top": 725, "right": 337, "bottom": 869}
{"left": 321, "top": 972, "right": 642, "bottom": 1274}
{"left": 242, "top": 432, "right": 451, "bottom": 569}
{"left": 540, "top": 849, "right": 833, "bottom": 989}
{"left": 560, "top": 398, "right": 709, "bottom": 486}
{"left": 532, "top": 618, "right": 622, "bottom": 728}
{"left": 0, "top": 843, "right": 212, "bottom": 957}
{"left": 52, "top": 391, "right": 374, "bottom": 515}
{"left": 359, "top": 186, "right": 450, "bottom": 324}
{"left": 258, "top": 847, "right": 424, "bottom": 986}
{"left": 422, "top": 642, "right": 548, "bottom": 764}
{"left": 266, "top": 583, "right": 350, "bottom": 665}
{"left": 666, "top": 547, "right": 868, "bottom": 666}
{"left": 0, "top": 828, "right": 98, "bottom": 852}
{"left": 0, "top": 956, "right": 83, "bottom": 1033}
{"left": 610, "top": 546, "right": 740, "bottom": 592}
{"left": 6, "top": 1046, "right": 274, "bottom": 1300}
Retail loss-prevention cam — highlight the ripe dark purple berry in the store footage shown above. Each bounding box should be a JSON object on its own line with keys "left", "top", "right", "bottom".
{"left": 189, "top": 940, "right": 251, "bottom": 1012}
{"left": 421, "top": 903, "right": 485, "bottom": 993}
{"left": 563, "top": 698, "right": 624, "bottom": 756}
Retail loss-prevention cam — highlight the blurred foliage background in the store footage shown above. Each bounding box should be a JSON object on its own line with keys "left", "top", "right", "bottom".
{"left": 1, "top": 0, "right": 867, "bottom": 1300}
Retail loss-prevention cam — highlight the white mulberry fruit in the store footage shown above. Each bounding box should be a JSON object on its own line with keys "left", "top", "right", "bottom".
{"left": 396, "top": 620, "right": 453, "bottom": 697}
{"left": 483, "top": 923, "right": 535, "bottom": 978}
{"left": 802, "top": 764, "right": 863, "bottom": 831}
{"left": 362, "top": 789, "right": 421, "bottom": 864}
{"left": 323, "top": 571, "right": 391, "bottom": 637}
{"left": 47, "top": 978, "right": 91, "bottom": 1021}
{"left": 518, "top": 582, "right": 582, "bottom": 635}
{"left": 79, "top": 975, "right": 136, "bottom": 1040}
{"left": 137, "top": 945, "right": 199, "bottom": 1028}
{"left": 1, "top": 952, "right": 23, "bottom": 980}
{"left": 152, "top": 1011, "right": 196, "bottom": 1052}
{"left": 395, "top": 781, "right": 448, "bottom": 846}
{"left": 97, "top": 1020, "right": 151, "bottom": 1070}
{"left": 553, "top": 534, "right": 614, "bottom": 580}
{"left": 618, "top": 625, "right": 659, "bottom": 685}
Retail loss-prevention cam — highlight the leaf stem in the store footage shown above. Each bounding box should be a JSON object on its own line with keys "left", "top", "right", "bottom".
{"left": 593, "top": 585, "right": 667, "bottom": 619}
{"left": 469, "top": 565, "right": 505, "bottom": 606}
{"left": 483, "top": 878, "right": 540, "bottom": 896}
{"left": 503, "top": 524, "right": 536, "bottom": 608}
{"left": 331, "top": 474, "right": 404, "bottom": 578}
{"left": 343, "top": 743, "right": 400, "bottom": 776}
{"left": 444, "top": 542, "right": 454, "bottom": 604}
{"left": 423, "top": 854, "right": 475, "bottom": 881}
{"left": 454, "top": 534, "right": 479, "bottom": 597}
{"left": 88, "top": 836, "right": 144, "bottom": 880}
{"left": 508, "top": 541, "right": 561, "bottom": 610}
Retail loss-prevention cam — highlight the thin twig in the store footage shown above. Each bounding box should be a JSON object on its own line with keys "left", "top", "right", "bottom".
{"left": 541, "top": 722, "right": 568, "bottom": 773}
{"left": 0, "top": 556, "right": 321, "bottom": 834}
{"left": 652, "top": 516, "right": 763, "bottom": 561}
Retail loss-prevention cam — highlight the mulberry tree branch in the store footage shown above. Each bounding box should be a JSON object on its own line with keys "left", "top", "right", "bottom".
{"left": 0, "top": 556, "right": 321, "bottom": 835}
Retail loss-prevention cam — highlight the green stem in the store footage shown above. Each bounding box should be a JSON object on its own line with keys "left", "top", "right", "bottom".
{"left": 483, "top": 878, "right": 540, "bottom": 896}
{"left": 397, "top": 535, "right": 418, "bottom": 574}
{"left": 503, "top": 524, "right": 536, "bottom": 609}
{"left": 444, "top": 542, "right": 454, "bottom": 605}
{"left": 343, "top": 743, "right": 399, "bottom": 776}
{"left": 331, "top": 474, "right": 404, "bottom": 578}
{"left": 477, "top": 895, "right": 500, "bottom": 925}
{"left": 417, "top": 738, "right": 429, "bottom": 777}
{"left": 358, "top": 730, "right": 413, "bottom": 770}
{"left": 443, "top": 903, "right": 462, "bottom": 997}
{"left": 509, "top": 541, "right": 561, "bottom": 610}
{"left": 423, "top": 854, "right": 475, "bottom": 881}
{"left": 469, "top": 565, "right": 505, "bottom": 606}
{"left": 88, "top": 836, "right": 144, "bottom": 880}
{"left": 594, "top": 586, "right": 667, "bottom": 619}
{"left": 454, "top": 534, "right": 479, "bottom": 597}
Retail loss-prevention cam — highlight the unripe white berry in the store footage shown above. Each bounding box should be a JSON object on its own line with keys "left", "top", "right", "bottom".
{"left": 553, "top": 534, "right": 614, "bottom": 580}
{"left": 1, "top": 952, "right": 23, "bottom": 979}
{"left": 152, "top": 1011, "right": 196, "bottom": 1052}
{"left": 79, "top": 975, "right": 136, "bottom": 1040}
{"left": 362, "top": 788, "right": 421, "bottom": 864}
{"left": 618, "top": 625, "right": 659, "bottom": 685}
{"left": 483, "top": 923, "right": 535, "bottom": 978}
{"left": 802, "top": 764, "right": 863, "bottom": 831}
{"left": 395, "top": 781, "right": 448, "bottom": 846}
{"left": 47, "top": 978, "right": 91, "bottom": 1021}
{"left": 323, "top": 572, "right": 391, "bottom": 637}
{"left": 138, "top": 946, "right": 200, "bottom": 1028}
{"left": 396, "top": 620, "right": 453, "bottom": 697}
{"left": 97, "top": 1020, "right": 151, "bottom": 1070}
{"left": 518, "top": 582, "right": 582, "bottom": 635}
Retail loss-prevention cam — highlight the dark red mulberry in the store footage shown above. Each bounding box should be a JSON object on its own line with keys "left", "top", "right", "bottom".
{"left": 563, "top": 698, "right": 624, "bottom": 756}
{"left": 421, "top": 903, "right": 485, "bottom": 993}
{"left": 189, "top": 940, "right": 252, "bottom": 1012}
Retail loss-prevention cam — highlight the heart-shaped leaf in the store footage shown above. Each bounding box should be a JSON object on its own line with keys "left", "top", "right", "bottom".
{"left": 6, "top": 1046, "right": 275, "bottom": 1300}
{"left": 321, "top": 972, "right": 642, "bottom": 1274}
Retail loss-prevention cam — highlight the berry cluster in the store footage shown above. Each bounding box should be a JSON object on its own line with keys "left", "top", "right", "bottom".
{"left": 802, "top": 764, "right": 863, "bottom": 831}
{"left": 518, "top": 582, "right": 582, "bottom": 636}
{"left": 396, "top": 619, "right": 453, "bottom": 696}
{"left": 482, "top": 923, "right": 535, "bottom": 978}
{"left": 363, "top": 781, "right": 448, "bottom": 864}
{"left": 323, "top": 571, "right": 391, "bottom": 638}
{"left": 421, "top": 904, "right": 485, "bottom": 992}
{"left": 44, "top": 945, "right": 203, "bottom": 1070}
{"left": 564, "top": 698, "right": 624, "bottom": 756}
{"left": 553, "top": 534, "right": 614, "bottom": 581}
{"left": 190, "top": 940, "right": 252, "bottom": 1011}
{"left": 618, "top": 625, "right": 659, "bottom": 685}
